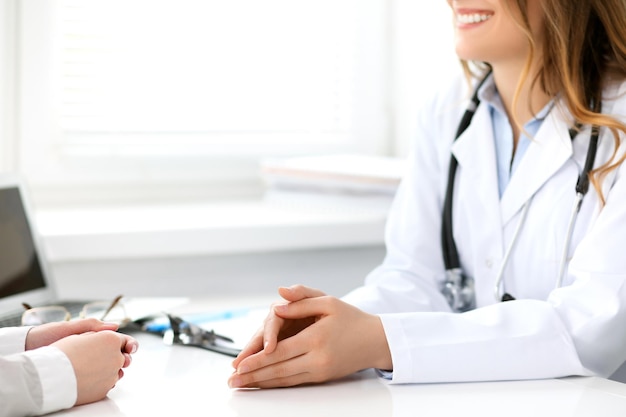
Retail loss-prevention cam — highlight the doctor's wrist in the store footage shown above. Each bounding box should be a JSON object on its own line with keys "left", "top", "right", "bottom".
{"left": 369, "top": 315, "right": 393, "bottom": 371}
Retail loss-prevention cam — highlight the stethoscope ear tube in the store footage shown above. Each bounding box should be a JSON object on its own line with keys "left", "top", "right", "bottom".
{"left": 557, "top": 102, "right": 601, "bottom": 288}
{"left": 440, "top": 73, "right": 600, "bottom": 311}
{"left": 576, "top": 124, "right": 600, "bottom": 196}
{"left": 440, "top": 71, "right": 492, "bottom": 312}
{"left": 441, "top": 71, "right": 492, "bottom": 271}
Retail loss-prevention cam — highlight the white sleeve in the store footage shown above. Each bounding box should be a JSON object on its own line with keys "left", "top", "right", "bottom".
{"left": 342, "top": 80, "right": 626, "bottom": 384}
{"left": 0, "top": 327, "right": 31, "bottom": 355}
{"left": 342, "top": 76, "right": 467, "bottom": 315}
{"left": 0, "top": 346, "right": 77, "bottom": 417}
{"left": 366, "top": 140, "right": 626, "bottom": 384}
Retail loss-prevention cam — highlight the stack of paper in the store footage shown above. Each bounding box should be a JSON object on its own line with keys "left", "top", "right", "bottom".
{"left": 260, "top": 154, "right": 406, "bottom": 196}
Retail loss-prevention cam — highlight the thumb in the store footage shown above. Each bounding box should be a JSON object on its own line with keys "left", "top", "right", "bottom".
{"left": 278, "top": 285, "right": 326, "bottom": 302}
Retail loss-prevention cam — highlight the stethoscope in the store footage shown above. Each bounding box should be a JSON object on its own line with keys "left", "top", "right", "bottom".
{"left": 440, "top": 71, "right": 600, "bottom": 313}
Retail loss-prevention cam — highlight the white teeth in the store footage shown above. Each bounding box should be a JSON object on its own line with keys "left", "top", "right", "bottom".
{"left": 456, "top": 13, "right": 492, "bottom": 24}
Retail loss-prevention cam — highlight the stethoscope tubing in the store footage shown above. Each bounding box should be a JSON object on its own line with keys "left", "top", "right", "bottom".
{"left": 556, "top": 192, "right": 584, "bottom": 290}
{"left": 441, "top": 72, "right": 492, "bottom": 271}
{"left": 442, "top": 71, "right": 601, "bottom": 308}
{"left": 493, "top": 200, "right": 531, "bottom": 302}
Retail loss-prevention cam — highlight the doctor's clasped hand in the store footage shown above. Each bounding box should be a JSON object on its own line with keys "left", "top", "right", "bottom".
{"left": 229, "top": 285, "right": 391, "bottom": 388}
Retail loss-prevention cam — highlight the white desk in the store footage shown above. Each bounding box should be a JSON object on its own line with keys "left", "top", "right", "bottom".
{"left": 47, "top": 298, "right": 626, "bottom": 417}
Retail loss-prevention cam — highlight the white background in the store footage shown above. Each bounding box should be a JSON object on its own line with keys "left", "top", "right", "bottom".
{"left": 0, "top": 0, "right": 457, "bottom": 208}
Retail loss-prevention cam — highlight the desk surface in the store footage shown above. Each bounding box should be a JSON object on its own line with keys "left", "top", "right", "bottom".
{"left": 48, "top": 298, "right": 626, "bottom": 417}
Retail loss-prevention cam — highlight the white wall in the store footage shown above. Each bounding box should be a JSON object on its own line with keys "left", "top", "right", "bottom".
{"left": 390, "top": 0, "right": 458, "bottom": 157}
{"left": 50, "top": 246, "right": 386, "bottom": 301}
{"left": 36, "top": 193, "right": 391, "bottom": 299}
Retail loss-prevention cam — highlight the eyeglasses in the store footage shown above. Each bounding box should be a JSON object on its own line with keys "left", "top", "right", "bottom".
{"left": 21, "top": 295, "right": 130, "bottom": 326}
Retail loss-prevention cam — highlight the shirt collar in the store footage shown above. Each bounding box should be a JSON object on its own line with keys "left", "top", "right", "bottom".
{"left": 477, "top": 73, "right": 555, "bottom": 124}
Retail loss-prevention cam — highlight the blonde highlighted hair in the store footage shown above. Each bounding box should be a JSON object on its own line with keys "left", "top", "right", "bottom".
{"left": 462, "top": 0, "right": 626, "bottom": 202}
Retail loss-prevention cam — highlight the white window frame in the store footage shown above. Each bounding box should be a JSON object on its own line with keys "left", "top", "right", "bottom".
{"left": 15, "top": 0, "right": 391, "bottom": 206}
{"left": 0, "top": 1, "right": 18, "bottom": 173}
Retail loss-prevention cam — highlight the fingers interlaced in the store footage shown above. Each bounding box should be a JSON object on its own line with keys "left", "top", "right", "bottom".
{"left": 233, "top": 350, "right": 314, "bottom": 388}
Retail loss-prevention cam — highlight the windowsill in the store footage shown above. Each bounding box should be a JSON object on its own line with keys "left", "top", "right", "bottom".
{"left": 35, "top": 191, "right": 391, "bottom": 262}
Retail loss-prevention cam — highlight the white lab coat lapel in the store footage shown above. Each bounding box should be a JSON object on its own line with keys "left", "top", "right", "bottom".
{"left": 500, "top": 108, "right": 574, "bottom": 225}
{"left": 450, "top": 101, "right": 500, "bottom": 211}
{"left": 449, "top": 102, "right": 575, "bottom": 275}
{"left": 450, "top": 101, "right": 503, "bottom": 250}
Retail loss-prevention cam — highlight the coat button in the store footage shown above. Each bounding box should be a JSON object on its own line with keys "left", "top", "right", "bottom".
{"left": 485, "top": 258, "right": 494, "bottom": 268}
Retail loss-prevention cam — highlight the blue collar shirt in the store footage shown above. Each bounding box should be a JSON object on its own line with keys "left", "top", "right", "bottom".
{"left": 478, "top": 79, "right": 555, "bottom": 198}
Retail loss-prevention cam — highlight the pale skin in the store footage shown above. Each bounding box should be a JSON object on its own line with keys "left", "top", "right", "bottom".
{"left": 448, "top": 0, "right": 551, "bottom": 144}
{"left": 25, "top": 319, "right": 138, "bottom": 405}
{"left": 229, "top": 285, "right": 391, "bottom": 388}
{"left": 229, "top": 0, "right": 551, "bottom": 389}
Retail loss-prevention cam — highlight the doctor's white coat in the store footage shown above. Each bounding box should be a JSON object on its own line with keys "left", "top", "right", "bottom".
{"left": 343, "top": 74, "right": 626, "bottom": 384}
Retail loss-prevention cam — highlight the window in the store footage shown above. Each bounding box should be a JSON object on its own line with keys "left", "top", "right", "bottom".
{"left": 390, "top": 0, "right": 457, "bottom": 157}
{"left": 16, "top": 0, "right": 389, "bottom": 204}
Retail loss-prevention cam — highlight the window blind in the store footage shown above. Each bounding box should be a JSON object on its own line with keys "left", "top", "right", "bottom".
{"left": 17, "top": 0, "right": 387, "bottom": 202}
{"left": 57, "top": 0, "right": 361, "bottom": 148}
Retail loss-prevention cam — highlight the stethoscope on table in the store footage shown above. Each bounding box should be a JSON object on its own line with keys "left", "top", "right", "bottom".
{"left": 440, "top": 71, "right": 601, "bottom": 313}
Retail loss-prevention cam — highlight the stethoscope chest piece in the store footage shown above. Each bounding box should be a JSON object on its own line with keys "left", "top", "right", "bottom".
{"left": 440, "top": 268, "right": 476, "bottom": 312}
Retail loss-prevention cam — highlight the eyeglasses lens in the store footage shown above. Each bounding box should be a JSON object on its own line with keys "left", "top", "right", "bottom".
{"left": 21, "top": 307, "right": 71, "bottom": 326}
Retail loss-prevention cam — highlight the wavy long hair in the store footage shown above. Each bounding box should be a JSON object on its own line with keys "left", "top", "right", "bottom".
{"left": 462, "top": 0, "right": 626, "bottom": 202}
